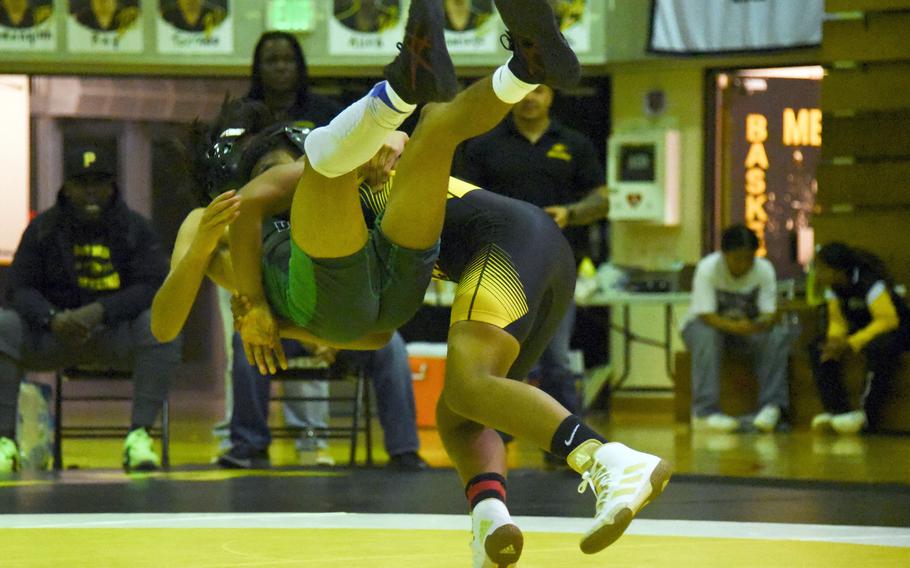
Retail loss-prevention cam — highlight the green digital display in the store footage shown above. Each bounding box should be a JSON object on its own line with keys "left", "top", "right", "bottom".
{"left": 266, "top": 0, "right": 315, "bottom": 32}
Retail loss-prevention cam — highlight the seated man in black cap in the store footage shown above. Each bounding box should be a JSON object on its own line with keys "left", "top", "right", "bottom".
{"left": 0, "top": 142, "right": 181, "bottom": 473}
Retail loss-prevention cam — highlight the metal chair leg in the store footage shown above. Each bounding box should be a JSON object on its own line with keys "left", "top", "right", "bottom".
{"left": 349, "top": 372, "right": 363, "bottom": 467}
{"left": 53, "top": 372, "right": 64, "bottom": 471}
{"left": 364, "top": 370, "right": 373, "bottom": 466}
{"left": 161, "top": 398, "right": 170, "bottom": 469}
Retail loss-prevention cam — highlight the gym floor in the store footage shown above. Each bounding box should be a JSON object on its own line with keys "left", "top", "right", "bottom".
{"left": 2, "top": 397, "right": 909, "bottom": 567}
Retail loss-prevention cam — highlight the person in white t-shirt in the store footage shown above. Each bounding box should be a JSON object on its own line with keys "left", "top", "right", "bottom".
{"left": 682, "top": 224, "right": 794, "bottom": 433}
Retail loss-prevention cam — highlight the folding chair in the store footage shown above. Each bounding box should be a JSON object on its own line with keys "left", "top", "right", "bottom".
{"left": 269, "top": 357, "right": 373, "bottom": 466}
{"left": 53, "top": 367, "right": 169, "bottom": 470}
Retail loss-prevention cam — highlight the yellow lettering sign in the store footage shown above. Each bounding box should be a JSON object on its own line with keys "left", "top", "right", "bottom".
{"left": 744, "top": 142, "right": 769, "bottom": 169}
{"left": 745, "top": 113, "right": 769, "bottom": 257}
{"left": 82, "top": 151, "right": 97, "bottom": 169}
{"left": 746, "top": 114, "right": 768, "bottom": 143}
{"left": 746, "top": 194, "right": 769, "bottom": 222}
{"left": 782, "top": 108, "right": 822, "bottom": 147}
{"left": 745, "top": 168, "right": 766, "bottom": 195}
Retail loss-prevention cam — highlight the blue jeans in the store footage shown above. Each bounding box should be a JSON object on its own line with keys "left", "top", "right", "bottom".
{"left": 682, "top": 318, "right": 795, "bottom": 418}
{"left": 229, "top": 331, "right": 420, "bottom": 456}
{"left": 532, "top": 301, "right": 580, "bottom": 415}
{"left": 0, "top": 308, "right": 181, "bottom": 436}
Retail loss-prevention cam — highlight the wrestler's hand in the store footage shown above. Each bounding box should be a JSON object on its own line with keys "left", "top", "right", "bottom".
{"left": 361, "top": 131, "right": 408, "bottom": 190}
{"left": 193, "top": 190, "right": 241, "bottom": 255}
{"left": 238, "top": 302, "right": 287, "bottom": 375}
{"left": 230, "top": 293, "right": 252, "bottom": 329}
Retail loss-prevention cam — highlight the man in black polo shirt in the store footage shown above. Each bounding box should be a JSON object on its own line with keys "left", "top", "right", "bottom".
{"left": 457, "top": 84, "right": 608, "bottom": 462}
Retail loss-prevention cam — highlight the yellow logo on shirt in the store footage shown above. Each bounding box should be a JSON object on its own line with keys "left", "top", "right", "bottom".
{"left": 547, "top": 143, "right": 572, "bottom": 161}
{"left": 73, "top": 244, "right": 121, "bottom": 291}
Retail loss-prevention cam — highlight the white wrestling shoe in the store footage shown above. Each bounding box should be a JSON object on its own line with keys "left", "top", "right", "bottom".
{"left": 569, "top": 440, "right": 672, "bottom": 554}
{"left": 471, "top": 498, "right": 523, "bottom": 568}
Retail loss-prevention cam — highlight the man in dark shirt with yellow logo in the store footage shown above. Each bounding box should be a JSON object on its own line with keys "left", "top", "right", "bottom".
{"left": 0, "top": 143, "right": 180, "bottom": 473}
{"left": 458, "top": 84, "right": 609, "bottom": 452}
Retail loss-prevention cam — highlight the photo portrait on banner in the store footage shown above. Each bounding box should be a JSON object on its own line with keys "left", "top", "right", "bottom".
{"left": 0, "top": 0, "right": 55, "bottom": 51}
{"left": 329, "top": 0, "right": 401, "bottom": 56}
{"left": 157, "top": 0, "right": 232, "bottom": 54}
{"left": 68, "top": 0, "right": 142, "bottom": 53}
{"left": 443, "top": 0, "right": 497, "bottom": 54}
{"left": 553, "top": 0, "right": 590, "bottom": 53}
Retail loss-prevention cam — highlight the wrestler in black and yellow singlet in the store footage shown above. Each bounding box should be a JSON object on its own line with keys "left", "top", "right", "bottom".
{"left": 361, "top": 176, "right": 577, "bottom": 379}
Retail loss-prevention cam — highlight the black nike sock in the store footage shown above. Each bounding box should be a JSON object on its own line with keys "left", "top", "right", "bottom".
{"left": 549, "top": 415, "right": 607, "bottom": 459}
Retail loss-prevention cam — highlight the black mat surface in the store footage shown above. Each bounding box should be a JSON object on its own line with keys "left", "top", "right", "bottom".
{"left": 2, "top": 468, "right": 909, "bottom": 528}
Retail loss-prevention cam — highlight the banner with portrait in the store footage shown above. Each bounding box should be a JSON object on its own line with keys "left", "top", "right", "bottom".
{"left": 329, "top": 0, "right": 403, "bottom": 56}
{"left": 442, "top": 0, "right": 497, "bottom": 54}
{"left": 0, "top": 0, "right": 55, "bottom": 51}
{"left": 156, "top": 0, "right": 233, "bottom": 54}
{"left": 553, "top": 0, "right": 591, "bottom": 54}
{"left": 67, "top": 0, "right": 142, "bottom": 53}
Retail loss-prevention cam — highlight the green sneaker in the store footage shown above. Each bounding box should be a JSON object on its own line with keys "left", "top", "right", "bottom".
{"left": 123, "top": 428, "right": 160, "bottom": 472}
{"left": 0, "top": 436, "right": 21, "bottom": 473}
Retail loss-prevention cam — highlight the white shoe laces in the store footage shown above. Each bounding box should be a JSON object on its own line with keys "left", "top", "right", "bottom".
{"left": 577, "top": 461, "right": 612, "bottom": 510}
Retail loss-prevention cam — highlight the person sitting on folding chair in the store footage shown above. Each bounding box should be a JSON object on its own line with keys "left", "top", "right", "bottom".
{"left": 0, "top": 142, "right": 181, "bottom": 473}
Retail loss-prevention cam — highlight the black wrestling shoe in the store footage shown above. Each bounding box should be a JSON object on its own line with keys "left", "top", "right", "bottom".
{"left": 495, "top": 0, "right": 581, "bottom": 89}
{"left": 383, "top": 0, "right": 457, "bottom": 104}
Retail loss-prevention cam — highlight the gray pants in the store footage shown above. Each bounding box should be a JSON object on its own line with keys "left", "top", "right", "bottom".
{"left": 0, "top": 308, "right": 181, "bottom": 437}
{"left": 682, "top": 318, "right": 793, "bottom": 418}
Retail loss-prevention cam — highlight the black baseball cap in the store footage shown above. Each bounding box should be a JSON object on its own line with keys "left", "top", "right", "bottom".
{"left": 64, "top": 142, "right": 117, "bottom": 180}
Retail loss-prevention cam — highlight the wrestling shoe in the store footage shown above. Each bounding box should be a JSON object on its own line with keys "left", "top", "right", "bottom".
{"left": 831, "top": 410, "right": 867, "bottom": 434}
{"left": 123, "top": 428, "right": 160, "bottom": 472}
{"left": 471, "top": 498, "right": 523, "bottom": 568}
{"left": 0, "top": 437, "right": 20, "bottom": 473}
{"left": 569, "top": 440, "right": 672, "bottom": 554}
{"left": 494, "top": 0, "right": 580, "bottom": 88}
{"left": 383, "top": 0, "right": 457, "bottom": 104}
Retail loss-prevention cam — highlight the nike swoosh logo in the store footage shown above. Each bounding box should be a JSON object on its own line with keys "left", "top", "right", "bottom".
{"left": 564, "top": 424, "right": 581, "bottom": 446}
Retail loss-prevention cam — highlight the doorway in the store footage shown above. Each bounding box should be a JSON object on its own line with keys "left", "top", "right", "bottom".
{"left": 708, "top": 66, "right": 823, "bottom": 280}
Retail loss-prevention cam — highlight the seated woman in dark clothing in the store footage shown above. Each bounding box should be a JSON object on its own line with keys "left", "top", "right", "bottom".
{"left": 811, "top": 242, "right": 910, "bottom": 434}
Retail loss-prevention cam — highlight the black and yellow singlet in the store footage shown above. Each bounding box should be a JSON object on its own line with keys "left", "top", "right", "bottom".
{"left": 361, "top": 176, "right": 576, "bottom": 379}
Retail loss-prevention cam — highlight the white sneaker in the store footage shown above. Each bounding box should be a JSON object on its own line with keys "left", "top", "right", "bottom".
{"left": 0, "top": 437, "right": 20, "bottom": 474}
{"left": 298, "top": 449, "right": 336, "bottom": 467}
{"left": 831, "top": 410, "right": 867, "bottom": 434}
{"left": 752, "top": 405, "right": 781, "bottom": 433}
{"left": 569, "top": 440, "right": 672, "bottom": 554}
{"left": 691, "top": 413, "right": 739, "bottom": 433}
{"left": 811, "top": 413, "right": 833, "bottom": 432}
{"left": 471, "top": 498, "right": 523, "bottom": 568}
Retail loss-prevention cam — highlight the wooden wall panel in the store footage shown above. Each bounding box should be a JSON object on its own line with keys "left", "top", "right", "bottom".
{"left": 817, "top": 2, "right": 910, "bottom": 289}
{"left": 816, "top": 162, "right": 910, "bottom": 206}
{"left": 813, "top": 213, "right": 910, "bottom": 284}
{"left": 821, "top": 112, "right": 910, "bottom": 159}
{"left": 822, "top": 12, "right": 910, "bottom": 62}
{"left": 827, "top": 0, "right": 910, "bottom": 12}
{"left": 822, "top": 64, "right": 910, "bottom": 113}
